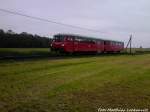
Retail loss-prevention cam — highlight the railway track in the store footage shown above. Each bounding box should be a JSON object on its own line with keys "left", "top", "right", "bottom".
{"left": 0, "top": 53, "right": 131, "bottom": 60}
{"left": 0, "top": 55, "right": 51, "bottom": 60}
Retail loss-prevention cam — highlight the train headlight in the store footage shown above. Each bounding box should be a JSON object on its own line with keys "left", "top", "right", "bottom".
{"left": 50, "top": 44, "right": 53, "bottom": 46}
{"left": 61, "top": 44, "right": 64, "bottom": 46}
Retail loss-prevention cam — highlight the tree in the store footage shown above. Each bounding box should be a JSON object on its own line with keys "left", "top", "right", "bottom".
{"left": 0, "top": 29, "right": 51, "bottom": 48}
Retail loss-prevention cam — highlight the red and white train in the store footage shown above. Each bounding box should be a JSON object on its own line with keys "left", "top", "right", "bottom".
{"left": 51, "top": 34, "right": 124, "bottom": 53}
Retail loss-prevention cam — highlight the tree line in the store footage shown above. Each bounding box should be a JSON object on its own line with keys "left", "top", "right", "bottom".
{"left": 0, "top": 29, "right": 52, "bottom": 48}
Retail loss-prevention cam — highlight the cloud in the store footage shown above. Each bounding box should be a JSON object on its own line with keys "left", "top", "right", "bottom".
{"left": 0, "top": 0, "right": 149, "bottom": 47}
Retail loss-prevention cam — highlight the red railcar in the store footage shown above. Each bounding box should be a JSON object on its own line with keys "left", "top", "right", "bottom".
{"left": 104, "top": 40, "right": 124, "bottom": 52}
{"left": 51, "top": 34, "right": 124, "bottom": 53}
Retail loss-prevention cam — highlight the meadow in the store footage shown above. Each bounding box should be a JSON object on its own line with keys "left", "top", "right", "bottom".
{"left": 0, "top": 53, "right": 150, "bottom": 112}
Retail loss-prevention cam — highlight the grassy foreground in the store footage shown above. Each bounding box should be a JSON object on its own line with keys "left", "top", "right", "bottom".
{"left": 0, "top": 54, "right": 150, "bottom": 112}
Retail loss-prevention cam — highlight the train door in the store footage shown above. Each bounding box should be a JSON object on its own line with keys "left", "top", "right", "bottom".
{"left": 104, "top": 41, "right": 110, "bottom": 52}
{"left": 74, "top": 37, "right": 86, "bottom": 52}
{"left": 101, "top": 41, "right": 105, "bottom": 52}
{"left": 65, "top": 36, "right": 74, "bottom": 53}
{"left": 104, "top": 41, "right": 107, "bottom": 52}
{"left": 73, "top": 37, "right": 79, "bottom": 52}
{"left": 90, "top": 39, "right": 97, "bottom": 52}
{"left": 97, "top": 41, "right": 101, "bottom": 53}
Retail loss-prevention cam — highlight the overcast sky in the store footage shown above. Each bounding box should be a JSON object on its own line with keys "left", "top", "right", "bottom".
{"left": 0, "top": 0, "right": 150, "bottom": 47}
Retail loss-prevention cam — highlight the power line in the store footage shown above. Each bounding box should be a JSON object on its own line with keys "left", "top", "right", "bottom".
{"left": 0, "top": 8, "right": 108, "bottom": 34}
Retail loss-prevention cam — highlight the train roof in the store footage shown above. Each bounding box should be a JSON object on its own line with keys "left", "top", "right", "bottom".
{"left": 54, "top": 33, "right": 124, "bottom": 43}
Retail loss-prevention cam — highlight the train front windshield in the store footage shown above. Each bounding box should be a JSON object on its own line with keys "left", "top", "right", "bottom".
{"left": 54, "top": 35, "right": 64, "bottom": 42}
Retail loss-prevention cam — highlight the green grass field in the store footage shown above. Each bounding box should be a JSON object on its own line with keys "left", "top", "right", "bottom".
{"left": 0, "top": 54, "right": 150, "bottom": 112}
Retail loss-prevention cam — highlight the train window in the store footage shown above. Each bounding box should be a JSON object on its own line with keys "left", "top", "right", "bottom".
{"left": 98, "top": 41, "right": 103, "bottom": 44}
{"left": 54, "top": 35, "right": 64, "bottom": 42}
{"left": 78, "top": 38, "right": 83, "bottom": 42}
{"left": 81, "top": 38, "right": 89, "bottom": 43}
{"left": 74, "top": 37, "right": 96, "bottom": 44}
{"left": 88, "top": 39, "right": 95, "bottom": 44}
{"left": 111, "top": 42, "right": 112, "bottom": 45}
{"left": 82, "top": 39, "right": 87, "bottom": 43}
{"left": 92, "top": 40, "right": 95, "bottom": 43}
{"left": 115, "top": 42, "right": 118, "bottom": 45}
{"left": 74, "top": 37, "right": 82, "bottom": 42}
{"left": 104, "top": 41, "right": 108, "bottom": 45}
{"left": 66, "top": 36, "right": 73, "bottom": 41}
{"left": 74, "top": 37, "right": 78, "bottom": 41}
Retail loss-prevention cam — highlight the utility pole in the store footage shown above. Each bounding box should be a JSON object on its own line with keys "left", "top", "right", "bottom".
{"left": 126, "top": 34, "right": 132, "bottom": 54}
{"left": 129, "top": 34, "right": 132, "bottom": 54}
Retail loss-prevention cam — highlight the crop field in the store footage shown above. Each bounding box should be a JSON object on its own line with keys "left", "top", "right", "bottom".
{"left": 0, "top": 54, "right": 150, "bottom": 112}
